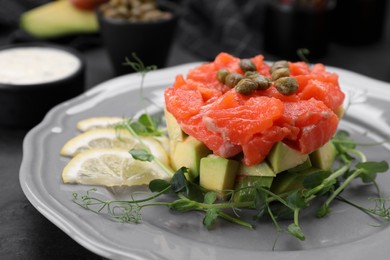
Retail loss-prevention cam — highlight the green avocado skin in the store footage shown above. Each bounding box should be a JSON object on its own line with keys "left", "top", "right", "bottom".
{"left": 20, "top": 0, "right": 98, "bottom": 38}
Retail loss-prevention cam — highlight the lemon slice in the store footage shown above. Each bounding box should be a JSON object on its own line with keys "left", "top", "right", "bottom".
{"left": 76, "top": 116, "right": 170, "bottom": 153}
{"left": 76, "top": 117, "right": 124, "bottom": 132}
{"left": 60, "top": 128, "right": 137, "bottom": 156}
{"left": 60, "top": 128, "right": 170, "bottom": 167}
{"left": 62, "top": 148, "right": 170, "bottom": 186}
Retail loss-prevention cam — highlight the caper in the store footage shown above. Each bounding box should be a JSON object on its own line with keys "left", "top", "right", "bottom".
{"left": 235, "top": 79, "right": 258, "bottom": 95}
{"left": 271, "top": 67, "right": 290, "bottom": 81}
{"left": 270, "top": 60, "right": 289, "bottom": 74}
{"left": 244, "top": 72, "right": 271, "bottom": 90}
{"left": 274, "top": 77, "right": 298, "bottom": 96}
{"left": 225, "top": 73, "right": 244, "bottom": 88}
{"left": 252, "top": 75, "right": 271, "bottom": 90}
{"left": 239, "top": 59, "right": 257, "bottom": 72}
{"left": 244, "top": 71, "right": 259, "bottom": 78}
{"left": 217, "top": 68, "right": 230, "bottom": 83}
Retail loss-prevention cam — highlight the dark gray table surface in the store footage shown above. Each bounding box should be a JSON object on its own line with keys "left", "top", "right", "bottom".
{"left": 1, "top": 24, "right": 390, "bottom": 259}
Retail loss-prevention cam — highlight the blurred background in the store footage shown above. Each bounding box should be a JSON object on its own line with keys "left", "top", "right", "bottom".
{"left": 0, "top": 0, "right": 389, "bottom": 88}
{"left": 0, "top": 0, "right": 390, "bottom": 259}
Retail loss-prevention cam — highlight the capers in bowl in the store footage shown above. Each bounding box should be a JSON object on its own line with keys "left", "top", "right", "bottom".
{"left": 99, "top": 0, "right": 173, "bottom": 22}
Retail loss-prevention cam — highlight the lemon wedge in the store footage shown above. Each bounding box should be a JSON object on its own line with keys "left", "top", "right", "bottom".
{"left": 76, "top": 117, "right": 124, "bottom": 132}
{"left": 62, "top": 148, "right": 170, "bottom": 186}
{"left": 60, "top": 128, "right": 170, "bottom": 167}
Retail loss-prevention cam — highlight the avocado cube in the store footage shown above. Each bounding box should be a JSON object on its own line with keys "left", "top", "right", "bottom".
{"left": 200, "top": 155, "right": 239, "bottom": 194}
{"left": 171, "top": 136, "right": 211, "bottom": 180}
{"left": 310, "top": 141, "right": 337, "bottom": 171}
{"left": 233, "top": 175, "right": 273, "bottom": 203}
{"left": 267, "top": 142, "right": 308, "bottom": 174}
{"left": 164, "top": 108, "right": 186, "bottom": 142}
{"left": 238, "top": 161, "right": 276, "bottom": 177}
{"left": 287, "top": 158, "right": 312, "bottom": 173}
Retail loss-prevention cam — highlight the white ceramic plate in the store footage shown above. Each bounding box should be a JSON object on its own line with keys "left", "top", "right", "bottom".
{"left": 20, "top": 63, "right": 390, "bottom": 260}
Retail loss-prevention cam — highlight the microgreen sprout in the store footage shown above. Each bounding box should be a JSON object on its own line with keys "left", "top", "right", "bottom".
{"left": 73, "top": 126, "right": 390, "bottom": 244}
{"left": 297, "top": 48, "right": 310, "bottom": 64}
{"left": 123, "top": 53, "right": 157, "bottom": 112}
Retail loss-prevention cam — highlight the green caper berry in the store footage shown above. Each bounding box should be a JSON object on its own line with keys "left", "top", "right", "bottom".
{"left": 217, "top": 68, "right": 230, "bottom": 83}
{"left": 239, "top": 59, "right": 257, "bottom": 72}
{"left": 235, "top": 78, "right": 258, "bottom": 95}
{"left": 225, "top": 73, "right": 244, "bottom": 88}
{"left": 271, "top": 67, "right": 290, "bottom": 81}
{"left": 244, "top": 71, "right": 259, "bottom": 78}
{"left": 270, "top": 60, "right": 289, "bottom": 74}
{"left": 274, "top": 77, "right": 298, "bottom": 96}
{"left": 244, "top": 71, "right": 260, "bottom": 78}
{"left": 252, "top": 75, "right": 271, "bottom": 90}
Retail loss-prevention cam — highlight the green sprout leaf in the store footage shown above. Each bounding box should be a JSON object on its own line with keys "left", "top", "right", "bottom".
{"left": 203, "top": 208, "right": 220, "bottom": 229}
{"left": 124, "top": 113, "right": 162, "bottom": 136}
{"left": 123, "top": 52, "right": 157, "bottom": 75}
{"left": 138, "top": 113, "right": 158, "bottom": 132}
{"left": 356, "top": 161, "right": 389, "bottom": 174}
{"left": 129, "top": 121, "right": 148, "bottom": 135}
{"left": 170, "top": 167, "right": 189, "bottom": 192}
{"left": 332, "top": 130, "right": 357, "bottom": 152}
{"left": 170, "top": 199, "right": 199, "bottom": 212}
{"left": 204, "top": 192, "right": 217, "bottom": 204}
{"left": 129, "top": 149, "right": 154, "bottom": 162}
{"left": 253, "top": 188, "right": 267, "bottom": 220}
{"left": 356, "top": 161, "right": 389, "bottom": 183}
{"left": 287, "top": 223, "right": 305, "bottom": 241}
{"left": 303, "top": 170, "right": 330, "bottom": 189}
{"left": 186, "top": 181, "right": 205, "bottom": 202}
{"left": 149, "top": 179, "right": 171, "bottom": 193}
{"left": 316, "top": 204, "right": 331, "bottom": 218}
{"left": 297, "top": 48, "right": 310, "bottom": 64}
{"left": 287, "top": 191, "right": 307, "bottom": 209}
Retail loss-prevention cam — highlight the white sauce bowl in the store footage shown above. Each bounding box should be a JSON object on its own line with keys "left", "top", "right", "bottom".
{"left": 0, "top": 43, "right": 85, "bottom": 128}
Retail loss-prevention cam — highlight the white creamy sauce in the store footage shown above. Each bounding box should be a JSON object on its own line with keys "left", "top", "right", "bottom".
{"left": 0, "top": 47, "right": 81, "bottom": 85}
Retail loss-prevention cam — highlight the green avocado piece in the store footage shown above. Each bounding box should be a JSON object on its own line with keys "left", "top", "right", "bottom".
{"left": 164, "top": 108, "right": 186, "bottom": 142}
{"left": 199, "top": 155, "right": 239, "bottom": 194}
{"left": 170, "top": 136, "right": 211, "bottom": 180}
{"left": 233, "top": 175, "right": 273, "bottom": 203}
{"left": 20, "top": 0, "right": 98, "bottom": 38}
{"left": 267, "top": 142, "right": 308, "bottom": 174}
{"left": 287, "top": 158, "right": 312, "bottom": 173}
{"left": 310, "top": 141, "right": 337, "bottom": 171}
{"left": 238, "top": 161, "right": 276, "bottom": 177}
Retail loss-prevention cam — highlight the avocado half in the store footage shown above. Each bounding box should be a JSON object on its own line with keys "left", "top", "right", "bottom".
{"left": 20, "top": 0, "right": 98, "bottom": 39}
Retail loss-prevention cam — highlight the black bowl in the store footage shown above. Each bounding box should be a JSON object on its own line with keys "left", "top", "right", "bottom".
{"left": 0, "top": 43, "right": 85, "bottom": 128}
{"left": 97, "top": 4, "right": 178, "bottom": 76}
{"left": 264, "top": 2, "right": 334, "bottom": 60}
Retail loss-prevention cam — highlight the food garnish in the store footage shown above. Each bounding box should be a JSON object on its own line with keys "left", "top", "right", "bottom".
{"left": 64, "top": 53, "right": 390, "bottom": 244}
